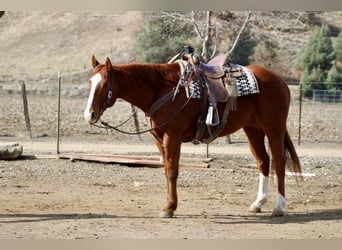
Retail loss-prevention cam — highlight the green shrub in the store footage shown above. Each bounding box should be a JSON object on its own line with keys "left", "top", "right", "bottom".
{"left": 134, "top": 13, "right": 194, "bottom": 63}
{"left": 298, "top": 25, "right": 336, "bottom": 96}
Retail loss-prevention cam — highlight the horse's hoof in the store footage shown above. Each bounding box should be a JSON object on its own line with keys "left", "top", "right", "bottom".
{"left": 159, "top": 210, "right": 174, "bottom": 218}
{"left": 248, "top": 206, "right": 261, "bottom": 213}
{"left": 271, "top": 208, "right": 284, "bottom": 217}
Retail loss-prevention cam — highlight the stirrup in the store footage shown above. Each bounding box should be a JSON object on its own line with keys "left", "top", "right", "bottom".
{"left": 205, "top": 105, "right": 220, "bottom": 126}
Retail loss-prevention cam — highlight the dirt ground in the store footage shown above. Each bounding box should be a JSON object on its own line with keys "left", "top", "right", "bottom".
{"left": 0, "top": 94, "right": 341, "bottom": 239}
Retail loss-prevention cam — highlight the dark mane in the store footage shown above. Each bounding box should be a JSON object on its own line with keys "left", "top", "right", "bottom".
{"left": 113, "top": 62, "right": 181, "bottom": 88}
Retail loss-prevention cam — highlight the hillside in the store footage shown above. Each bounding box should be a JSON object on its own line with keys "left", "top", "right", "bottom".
{"left": 1, "top": 11, "right": 342, "bottom": 86}
{"left": 0, "top": 11, "right": 141, "bottom": 78}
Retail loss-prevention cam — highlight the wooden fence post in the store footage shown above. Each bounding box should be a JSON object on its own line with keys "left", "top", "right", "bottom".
{"left": 20, "top": 80, "right": 32, "bottom": 138}
{"left": 298, "top": 83, "right": 302, "bottom": 146}
{"left": 57, "top": 71, "right": 61, "bottom": 154}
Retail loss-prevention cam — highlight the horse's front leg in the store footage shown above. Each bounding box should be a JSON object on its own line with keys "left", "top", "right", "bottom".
{"left": 159, "top": 133, "right": 181, "bottom": 218}
{"left": 153, "top": 137, "right": 165, "bottom": 164}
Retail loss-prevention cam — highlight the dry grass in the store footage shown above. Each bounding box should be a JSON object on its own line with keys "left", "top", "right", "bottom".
{"left": 0, "top": 11, "right": 141, "bottom": 78}
{"left": 1, "top": 11, "right": 342, "bottom": 82}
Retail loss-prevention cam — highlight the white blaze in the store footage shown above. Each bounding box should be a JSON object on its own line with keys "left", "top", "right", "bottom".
{"left": 84, "top": 73, "right": 102, "bottom": 122}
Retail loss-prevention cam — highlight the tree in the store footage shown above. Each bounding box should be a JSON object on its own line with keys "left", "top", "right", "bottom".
{"left": 229, "top": 28, "right": 257, "bottom": 65}
{"left": 334, "top": 31, "right": 342, "bottom": 63}
{"left": 326, "top": 64, "right": 342, "bottom": 91}
{"left": 326, "top": 31, "right": 342, "bottom": 91}
{"left": 136, "top": 11, "right": 253, "bottom": 64}
{"left": 134, "top": 12, "right": 193, "bottom": 63}
{"left": 298, "top": 24, "right": 335, "bottom": 96}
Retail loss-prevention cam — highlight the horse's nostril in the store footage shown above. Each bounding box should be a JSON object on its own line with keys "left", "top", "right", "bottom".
{"left": 84, "top": 109, "right": 97, "bottom": 124}
{"left": 90, "top": 111, "right": 97, "bottom": 123}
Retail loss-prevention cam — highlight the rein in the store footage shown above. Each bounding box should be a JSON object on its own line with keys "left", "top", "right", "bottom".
{"left": 92, "top": 107, "right": 139, "bottom": 134}
{"left": 93, "top": 88, "right": 194, "bottom": 136}
{"left": 94, "top": 46, "right": 196, "bottom": 138}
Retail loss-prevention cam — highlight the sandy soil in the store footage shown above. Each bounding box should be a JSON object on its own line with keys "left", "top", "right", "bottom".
{"left": 0, "top": 94, "right": 341, "bottom": 239}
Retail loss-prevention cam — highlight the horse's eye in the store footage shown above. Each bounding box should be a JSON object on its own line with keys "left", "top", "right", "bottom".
{"left": 108, "top": 90, "right": 112, "bottom": 99}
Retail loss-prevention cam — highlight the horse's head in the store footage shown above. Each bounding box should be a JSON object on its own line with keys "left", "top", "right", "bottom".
{"left": 84, "top": 55, "right": 118, "bottom": 124}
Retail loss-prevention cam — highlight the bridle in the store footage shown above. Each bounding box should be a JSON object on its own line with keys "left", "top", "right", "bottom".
{"left": 92, "top": 86, "right": 195, "bottom": 136}
{"left": 90, "top": 48, "right": 197, "bottom": 138}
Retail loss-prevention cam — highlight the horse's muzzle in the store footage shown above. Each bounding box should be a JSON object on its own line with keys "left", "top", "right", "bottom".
{"left": 84, "top": 109, "right": 98, "bottom": 124}
{"left": 90, "top": 111, "right": 97, "bottom": 123}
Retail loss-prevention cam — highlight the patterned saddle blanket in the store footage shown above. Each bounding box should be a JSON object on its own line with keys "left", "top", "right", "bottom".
{"left": 188, "top": 63, "right": 259, "bottom": 109}
{"left": 226, "top": 64, "right": 259, "bottom": 97}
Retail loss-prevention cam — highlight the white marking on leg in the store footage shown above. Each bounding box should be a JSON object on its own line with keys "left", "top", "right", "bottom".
{"left": 84, "top": 73, "right": 102, "bottom": 122}
{"left": 249, "top": 173, "right": 268, "bottom": 212}
{"left": 272, "top": 193, "right": 286, "bottom": 216}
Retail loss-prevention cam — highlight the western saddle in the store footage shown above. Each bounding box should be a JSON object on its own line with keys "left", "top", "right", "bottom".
{"left": 177, "top": 49, "right": 247, "bottom": 144}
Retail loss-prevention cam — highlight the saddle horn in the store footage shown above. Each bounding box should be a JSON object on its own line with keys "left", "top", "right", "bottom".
{"left": 182, "top": 52, "right": 201, "bottom": 66}
{"left": 191, "top": 55, "right": 201, "bottom": 65}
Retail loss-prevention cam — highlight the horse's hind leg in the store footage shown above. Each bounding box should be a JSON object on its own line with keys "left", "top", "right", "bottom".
{"left": 267, "top": 132, "right": 287, "bottom": 216}
{"left": 243, "top": 125, "right": 270, "bottom": 213}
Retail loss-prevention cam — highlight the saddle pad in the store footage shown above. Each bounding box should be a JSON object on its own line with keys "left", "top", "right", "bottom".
{"left": 187, "top": 80, "right": 201, "bottom": 99}
{"left": 233, "top": 65, "right": 259, "bottom": 97}
{"left": 187, "top": 65, "right": 259, "bottom": 100}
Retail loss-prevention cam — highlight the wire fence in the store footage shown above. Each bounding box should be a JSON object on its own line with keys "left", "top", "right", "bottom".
{"left": 289, "top": 82, "right": 342, "bottom": 144}
{"left": 219, "top": 82, "right": 342, "bottom": 145}
{"left": 1, "top": 78, "right": 341, "bottom": 145}
{"left": 311, "top": 89, "right": 342, "bottom": 103}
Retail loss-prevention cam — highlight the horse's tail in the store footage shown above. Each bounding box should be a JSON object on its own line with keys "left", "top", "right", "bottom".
{"left": 284, "top": 129, "right": 303, "bottom": 182}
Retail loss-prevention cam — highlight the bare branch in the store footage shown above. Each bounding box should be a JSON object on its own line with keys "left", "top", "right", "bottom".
{"left": 294, "top": 11, "right": 310, "bottom": 28}
{"left": 191, "top": 11, "right": 204, "bottom": 40}
{"left": 160, "top": 11, "right": 191, "bottom": 22}
{"left": 227, "top": 11, "right": 252, "bottom": 54}
{"left": 210, "top": 23, "right": 220, "bottom": 59}
{"left": 201, "top": 11, "right": 212, "bottom": 61}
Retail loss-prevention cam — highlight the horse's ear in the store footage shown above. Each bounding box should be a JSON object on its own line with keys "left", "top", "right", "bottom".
{"left": 105, "top": 57, "right": 112, "bottom": 71}
{"left": 92, "top": 55, "right": 100, "bottom": 68}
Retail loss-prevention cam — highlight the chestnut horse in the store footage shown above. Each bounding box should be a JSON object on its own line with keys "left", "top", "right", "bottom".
{"left": 84, "top": 55, "right": 302, "bottom": 217}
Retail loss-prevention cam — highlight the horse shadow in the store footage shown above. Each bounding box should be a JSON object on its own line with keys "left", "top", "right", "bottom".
{"left": 0, "top": 213, "right": 154, "bottom": 224}
{"left": 0, "top": 209, "right": 340, "bottom": 224}
{"left": 203, "top": 209, "right": 342, "bottom": 225}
